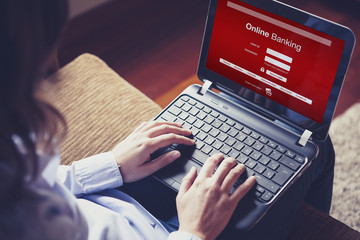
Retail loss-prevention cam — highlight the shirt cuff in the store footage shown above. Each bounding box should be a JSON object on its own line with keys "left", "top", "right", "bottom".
{"left": 74, "top": 152, "right": 123, "bottom": 193}
{"left": 168, "top": 231, "right": 203, "bottom": 240}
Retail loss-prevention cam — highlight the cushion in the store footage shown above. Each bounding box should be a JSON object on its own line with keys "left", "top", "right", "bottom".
{"left": 48, "top": 53, "right": 162, "bottom": 165}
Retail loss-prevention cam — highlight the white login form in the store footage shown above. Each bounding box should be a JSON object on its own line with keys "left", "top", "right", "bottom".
{"left": 219, "top": 58, "right": 312, "bottom": 105}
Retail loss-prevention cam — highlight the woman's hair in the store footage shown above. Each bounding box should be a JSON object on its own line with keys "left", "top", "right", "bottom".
{"left": 0, "top": 0, "right": 68, "bottom": 204}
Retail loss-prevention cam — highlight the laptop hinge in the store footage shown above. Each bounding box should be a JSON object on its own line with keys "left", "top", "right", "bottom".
{"left": 199, "top": 80, "right": 212, "bottom": 95}
{"left": 298, "top": 129, "right": 312, "bottom": 147}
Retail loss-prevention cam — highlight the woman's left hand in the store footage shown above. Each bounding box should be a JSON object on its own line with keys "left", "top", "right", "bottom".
{"left": 112, "top": 121, "right": 194, "bottom": 183}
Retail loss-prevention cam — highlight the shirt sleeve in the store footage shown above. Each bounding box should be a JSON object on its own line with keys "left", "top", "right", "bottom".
{"left": 57, "top": 152, "right": 123, "bottom": 196}
{"left": 167, "top": 231, "right": 203, "bottom": 240}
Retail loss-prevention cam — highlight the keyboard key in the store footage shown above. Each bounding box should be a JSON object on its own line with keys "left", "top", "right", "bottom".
{"left": 276, "top": 145, "right": 286, "bottom": 153}
{"left": 285, "top": 150, "right": 296, "bottom": 159}
{"left": 205, "top": 136, "right": 215, "bottom": 145}
{"left": 209, "top": 128, "right": 220, "bottom": 138}
{"left": 242, "top": 127, "right": 252, "bottom": 135}
{"left": 202, "top": 145, "right": 213, "bottom": 155}
{"left": 212, "top": 120, "right": 222, "bottom": 128}
{"left": 279, "top": 156, "right": 300, "bottom": 171}
{"left": 234, "top": 123, "right": 244, "bottom": 131}
{"left": 261, "top": 191, "right": 273, "bottom": 202}
{"left": 272, "top": 166, "right": 293, "bottom": 186}
{"left": 270, "top": 151, "right": 282, "bottom": 161}
{"left": 263, "top": 169, "right": 275, "bottom": 179}
{"left": 189, "top": 108, "right": 199, "bottom": 116}
{"left": 259, "top": 156, "right": 270, "bottom": 165}
{"left": 244, "top": 137, "right": 255, "bottom": 146}
{"left": 241, "top": 146, "right": 253, "bottom": 156}
{"left": 178, "top": 112, "right": 189, "bottom": 120}
{"left": 253, "top": 142, "right": 264, "bottom": 151}
{"left": 259, "top": 136, "right": 269, "bottom": 144}
{"left": 195, "top": 140, "right": 205, "bottom": 150}
{"left": 268, "top": 140, "right": 278, "bottom": 149}
{"left": 226, "top": 119, "right": 236, "bottom": 126}
{"left": 220, "top": 145, "right": 232, "bottom": 155}
{"left": 210, "top": 111, "right": 220, "bottom": 118}
{"left": 256, "top": 185, "right": 265, "bottom": 193}
{"left": 225, "top": 137, "right": 236, "bottom": 147}
{"left": 203, "top": 106, "right": 212, "bottom": 114}
{"left": 180, "top": 96, "right": 189, "bottom": 102}
{"left": 233, "top": 142, "right": 245, "bottom": 151}
{"left": 255, "top": 175, "right": 280, "bottom": 194}
{"left": 250, "top": 132, "right": 260, "bottom": 139}
{"left": 238, "top": 155, "right": 248, "bottom": 164}
{"left": 213, "top": 140, "right": 223, "bottom": 150}
{"left": 195, "top": 102, "right": 205, "bottom": 110}
{"left": 186, "top": 116, "right": 196, "bottom": 124}
{"left": 227, "top": 129, "right": 238, "bottom": 138}
{"left": 169, "top": 107, "right": 181, "bottom": 116}
{"left": 268, "top": 160, "right": 280, "bottom": 171}
{"left": 191, "top": 128, "right": 200, "bottom": 136}
{"left": 250, "top": 151, "right": 262, "bottom": 161}
{"left": 218, "top": 114, "right": 227, "bottom": 122}
{"left": 194, "top": 120, "right": 204, "bottom": 129}
{"left": 217, "top": 132, "right": 228, "bottom": 142}
{"left": 202, "top": 124, "right": 212, "bottom": 133}
{"left": 245, "top": 159, "right": 257, "bottom": 169}
{"left": 228, "top": 150, "right": 240, "bottom": 159}
{"left": 295, "top": 156, "right": 305, "bottom": 163}
{"left": 197, "top": 132, "right": 207, "bottom": 141}
{"left": 196, "top": 111, "right": 207, "bottom": 120}
{"left": 220, "top": 124, "right": 231, "bottom": 133}
{"left": 161, "top": 112, "right": 176, "bottom": 122}
{"left": 235, "top": 132, "right": 247, "bottom": 142}
{"left": 261, "top": 146, "right": 273, "bottom": 156}
{"left": 254, "top": 164, "right": 266, "bottom": 174}
{"left": 182, "top": 103, "right": 191, "bottom": 112}
{"left": 175, "top": 101, "right": 184, "bottom": 108}
{"left": 188, "top": 99, "right": 197, "bottom": 105}
{"left": 204, "top": 115, "right": 215, "bottom": 124}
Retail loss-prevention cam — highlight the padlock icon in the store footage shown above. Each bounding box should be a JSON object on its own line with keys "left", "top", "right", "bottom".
{"left": 260, "top": 67, "right": 265, "bottom": 72}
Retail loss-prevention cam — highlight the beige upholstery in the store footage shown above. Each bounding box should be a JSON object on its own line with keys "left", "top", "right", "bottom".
{"left": 49, "top": 53, "right": 161, "bottom": 165}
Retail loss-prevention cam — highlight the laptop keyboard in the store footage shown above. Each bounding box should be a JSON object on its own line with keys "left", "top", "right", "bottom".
{"left": 157, "top": 95, "right": 305, "bottom": 202}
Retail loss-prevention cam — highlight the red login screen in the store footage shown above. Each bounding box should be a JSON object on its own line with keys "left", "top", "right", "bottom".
{"left": 206, "top": 0, "right": 345, "bottom": 123}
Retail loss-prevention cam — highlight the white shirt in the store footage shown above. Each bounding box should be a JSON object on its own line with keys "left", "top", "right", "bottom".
{"left": 50, "top": 152, "right": 202, "bottom": 240}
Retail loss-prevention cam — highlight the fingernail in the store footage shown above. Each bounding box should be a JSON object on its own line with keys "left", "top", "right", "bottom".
{"left": 170, "top": 151, "right": 181, "bottom": 160}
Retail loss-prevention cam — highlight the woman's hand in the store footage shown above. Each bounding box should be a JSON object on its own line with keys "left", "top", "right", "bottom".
{"left": 176, "top": 154, "right": 256, "bottom": 240}
{"left": 112, "top": 121, "right": 195, "bottom": 183}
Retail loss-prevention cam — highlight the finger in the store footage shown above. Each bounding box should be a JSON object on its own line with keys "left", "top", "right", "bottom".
{"left": 231, "top": 176, "right": 256, "bottom": 202}
{"left": 139, "top": 150, "right": 182, "bottom": 178}
{"left": 146, "top": 124, "right": 192, "bottom": 138}
{"left": 212, "top": 157, "right": 237, "bottom": 184}
{"left": 178, "top": 167, "right": 197, "bottom": 197}
{"left": 139, "top": 121, "right": 183, "bottom": 133}
{"left": 197, "top": 153, "right": 224, "bottom": 179}
{"left": 221, "top": 164, "right": 246, "bottom": 193}
{"left": 147, "top": 134, "right": 195, "bottom": 154}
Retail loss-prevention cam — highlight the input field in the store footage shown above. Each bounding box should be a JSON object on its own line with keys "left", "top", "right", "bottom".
{"left": 264, "top": 56, "right": 291, "bottom": 71}
{"left": 266, "top": 48, "right": 293, "bottom": 63}
{"left": 227, "top": 1, "right": 332, "bottom": 47}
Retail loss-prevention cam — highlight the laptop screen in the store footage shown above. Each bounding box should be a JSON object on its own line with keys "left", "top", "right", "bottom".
{"left": 205, "top": 0, "right": 345, "bottom": 123}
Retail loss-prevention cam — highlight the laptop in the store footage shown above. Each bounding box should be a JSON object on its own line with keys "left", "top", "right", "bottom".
{"left": 151, "top": 0, "right": 355, "bottom": 230}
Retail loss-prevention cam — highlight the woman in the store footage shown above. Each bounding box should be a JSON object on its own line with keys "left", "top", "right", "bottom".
{"left": 0, "top": 1, "right": 256, "bottom": 239}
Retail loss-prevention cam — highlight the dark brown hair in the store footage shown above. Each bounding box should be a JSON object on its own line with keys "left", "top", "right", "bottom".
{"left": 0, "top": 0, "right": 68, "bottom": 205}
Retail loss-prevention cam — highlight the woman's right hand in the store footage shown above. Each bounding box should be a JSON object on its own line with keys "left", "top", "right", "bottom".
{"left": 176, "top": 154, "right": 256, "bottom": 240}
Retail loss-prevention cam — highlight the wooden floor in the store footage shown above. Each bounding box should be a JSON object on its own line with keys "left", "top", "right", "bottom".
{"left": 59, "top": 0, "right": 360, "bottom": 117}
